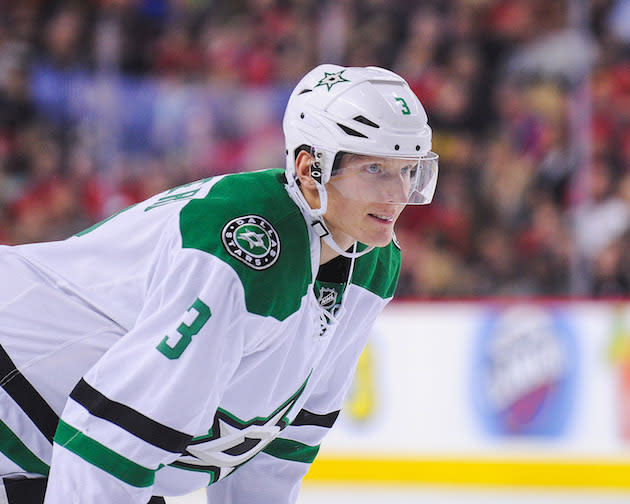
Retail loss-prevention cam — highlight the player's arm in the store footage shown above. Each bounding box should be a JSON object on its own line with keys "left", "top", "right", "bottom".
{"left": 203, "top": 396, "right": 344, "bottom": 503}
{"left": 203, "top": 406, "right": 340, "bottom": 504}
{"left": 205, "top": 296, "right": 384, "bottom": 504}
{"left": 44, "top": 249, "right": 247, "bottom": 504}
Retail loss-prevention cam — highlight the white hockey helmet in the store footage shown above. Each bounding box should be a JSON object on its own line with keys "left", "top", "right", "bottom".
{"left": 283, "top": 64, "right": 438, "bottom": 216}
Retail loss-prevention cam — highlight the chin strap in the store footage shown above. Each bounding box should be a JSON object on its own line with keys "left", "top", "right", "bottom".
{"left": 321, "top": 233, "right": 374, "bottom": 258}
{"left": 285, "top": 178, "right": 326, "bottom": 217}
{"left": 285, "top": 178, "right": 374, "bottom": 259}
{"left": 310, "top": 217, "right": 375, "bottom": 259}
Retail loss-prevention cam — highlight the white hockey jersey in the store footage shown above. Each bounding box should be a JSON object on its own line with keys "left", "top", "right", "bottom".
{"left": 0, "top": 169, "right": 400, "bottom": 503}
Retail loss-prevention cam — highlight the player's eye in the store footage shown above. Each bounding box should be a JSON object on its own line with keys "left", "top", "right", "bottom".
{"left": 365, "top": 163, "right": 382, "bottom": 174}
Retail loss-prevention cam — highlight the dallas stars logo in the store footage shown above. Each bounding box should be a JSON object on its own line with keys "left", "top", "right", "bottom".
{"left": 222, "top": 215, "right": 280, "bottom": 270}
{"left": 169, "top": 374, "right": 310, "bottom": 484}
{"left": 315, "top": 70, "right": 350, "bottom": 91}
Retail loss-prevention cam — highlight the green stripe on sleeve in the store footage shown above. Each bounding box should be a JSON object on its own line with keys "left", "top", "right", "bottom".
{"left": 0, "top": 420, "right": 50, "bottom": 476}
{"left": 54, "top": 420, "right": 156, "bottom": 488}
{"left": 262, "top": 437, "right": 319, "bottom": 464}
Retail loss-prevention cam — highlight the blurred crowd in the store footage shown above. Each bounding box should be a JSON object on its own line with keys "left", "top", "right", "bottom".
{"left": 1, "top": 0, "right": 630, "bottom": 298}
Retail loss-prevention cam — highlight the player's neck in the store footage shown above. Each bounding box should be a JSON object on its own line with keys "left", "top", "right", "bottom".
{"left": 319, "top": 235, "right": 356, "bottom": 264}
{"left": 319, "top": 240, "right": 339, "bottom": 265}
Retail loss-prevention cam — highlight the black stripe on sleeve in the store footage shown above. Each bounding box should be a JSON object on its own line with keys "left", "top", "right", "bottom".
{"left": 0, "top": 344, "right": 59, "bottom": 443}
{"left": 291, "top": 409, "right": 339, "bottom": 428}
{"left": 69, "top": 379, "right": 192, "bottom": 454}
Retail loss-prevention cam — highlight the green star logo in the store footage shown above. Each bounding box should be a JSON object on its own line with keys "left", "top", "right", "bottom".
{"left": 169, "top": 374, "right": 311, "bottom": 483}
{"left": 315, "top": 70, "right": 350, "bottom": 91}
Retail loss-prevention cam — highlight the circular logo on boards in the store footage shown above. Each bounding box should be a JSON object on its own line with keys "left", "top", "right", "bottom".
{"left": 221, "top": 215, "right": 280, "bottom": 270}
{"left": 471, "top": 304, "right": 577, "bottom": 437}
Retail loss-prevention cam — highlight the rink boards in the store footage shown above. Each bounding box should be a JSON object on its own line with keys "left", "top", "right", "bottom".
{"left": 306, "top": 300, "right": 630, "bottom": 489}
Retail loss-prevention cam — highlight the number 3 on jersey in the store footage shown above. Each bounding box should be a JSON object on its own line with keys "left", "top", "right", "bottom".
{"left": 157, "top": 298, "right": 211, "bottom": 359}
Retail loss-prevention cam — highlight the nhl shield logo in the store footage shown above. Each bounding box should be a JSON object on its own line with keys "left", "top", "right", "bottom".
{"left": 318, "top": 287, "right": 338, "bottom": 310}
{"left": 222, "top": 215, "right": 280, "bottom": 270}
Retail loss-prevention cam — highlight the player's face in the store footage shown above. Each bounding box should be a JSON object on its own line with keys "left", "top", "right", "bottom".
{"left": 323, "top": 154, "right": 411, "bottom": 248}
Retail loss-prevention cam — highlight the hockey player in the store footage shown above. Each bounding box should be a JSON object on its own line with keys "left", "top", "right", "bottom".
{"left": 0, "top": 64, "right": 438, "bottom": 503}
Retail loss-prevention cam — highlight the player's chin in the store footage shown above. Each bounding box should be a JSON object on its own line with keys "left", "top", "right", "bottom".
{"left": 362, "top": 228, "right": 395, "bottom": 248}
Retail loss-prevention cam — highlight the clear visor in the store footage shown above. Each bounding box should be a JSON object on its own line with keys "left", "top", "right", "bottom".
{"left": 325, "top": 150, "right": 439, "bottom": 205}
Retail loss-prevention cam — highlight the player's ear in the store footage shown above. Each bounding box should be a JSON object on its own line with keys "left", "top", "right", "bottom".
{"left": 295, "top": 151, "right": 318, "bottom": 190}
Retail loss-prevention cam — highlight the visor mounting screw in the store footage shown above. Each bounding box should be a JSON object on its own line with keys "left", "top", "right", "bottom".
{"left": 300, "top": 113, "right": 305, "bottom": 119}
{"left": 316, "top": 152, "right": 323, "bottom": 158}
{"left": 394, "top": 144, "right": 400, "bottom": 151}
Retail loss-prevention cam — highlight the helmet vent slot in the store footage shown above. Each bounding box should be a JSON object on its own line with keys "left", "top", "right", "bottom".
{"left": 298, "top": 89, "right": 313, "bottom": 95}
{"left": 337, "top": 123, "right": 368, "bottom": 138}
{"left": 353, "top": 115, "right": 380, "bottom": 128}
